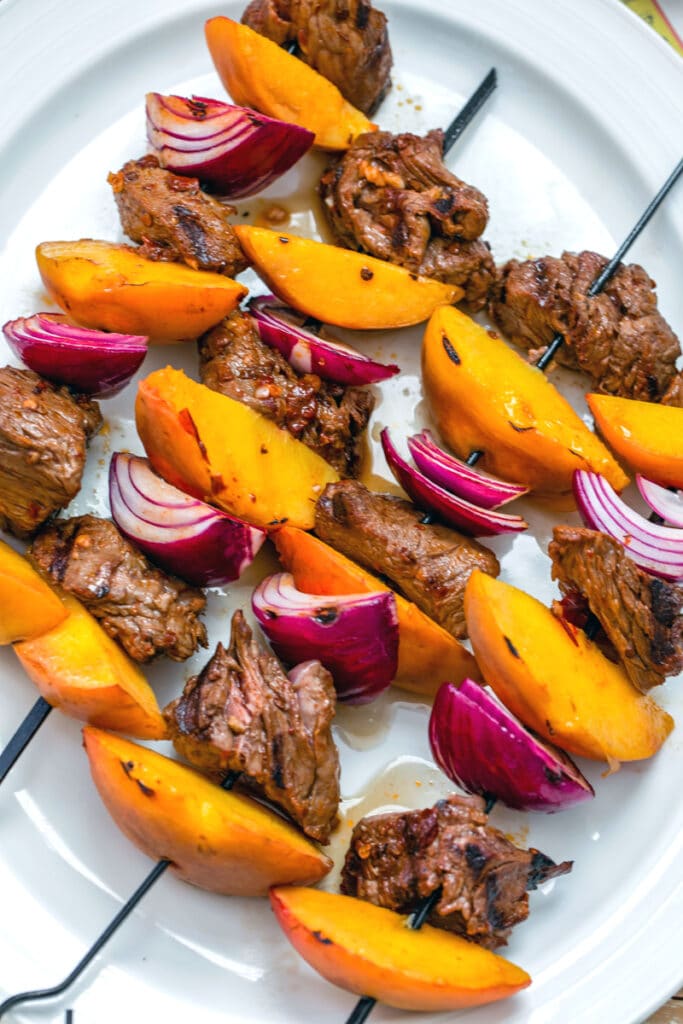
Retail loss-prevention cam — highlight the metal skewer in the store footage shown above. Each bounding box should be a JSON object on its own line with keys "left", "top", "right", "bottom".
{"left": 0, "top": 697, "right": 53, "bottom": 784}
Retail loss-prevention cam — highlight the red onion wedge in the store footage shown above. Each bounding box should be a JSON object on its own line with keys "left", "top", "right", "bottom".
{"left": 573, "top": 470, "right": 683, "bottom": 581}
{"left": 249, "top": 295, "right": 400, "bottom": 385}
{"left": 408, "top": 430, "right": 529, "bottom": 509}
{"left": 109, "top": 453, "right": 266, "bottom": 586}
{"left": 636, "top": 475, "right": 683, "bottom": 528}
{"left": 380, "top": 429, "right": 528, "bottom": 536}
{"left": 252, "top": 572, "right": 399, "bottom": 705}
{"left": 3, "top": 313, "right": 147, "bottom": 398}
{"left": 429, "top": 679, "right": 594, "bottom": 813}
{"left": 146, "top": 93, "right": 314, "bottom": 198}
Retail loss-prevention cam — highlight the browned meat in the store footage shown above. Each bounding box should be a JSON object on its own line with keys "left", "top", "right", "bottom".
{"left": 319, "top": 129, "right": 494, "bottom": 310}
{"left": 549, "top": 525, "right": 683, "bottom": 693}
{"left": 661, "top": 372, "right": 683, "bottom": 407}
{"left": 29, "top": 515, "right": 207, "bottom": 663}
{"left": 0, "top": 367, "right": 101, "bottom": 539}
{"left": 341, "top": 795, "right": 572, "bottom": 948}
{"left": 108, "top": 155, "right": 247, "bottom": 278}
{"left": 242, "top": 0, "right": 392, "bottom": 115}
{"left": 164, "top": 610, "right": 340, "bottom": 843}
{"left": 199, "top": 310, "right": 373, "bottom": 477}
{"left": 490, "top": 251, "right": 681, "bottom": 401}
{"left": 314, "top": 480, "right": 499, "bottom": 637}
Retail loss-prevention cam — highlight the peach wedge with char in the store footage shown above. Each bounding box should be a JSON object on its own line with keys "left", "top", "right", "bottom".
{"left": 270, "top": 887, "right": 530, "bottom": 1011}
{"left": 136, "top": 367, "right": 338, "bottom": 529}
{"left": 234, "top": 226, "right": 462, "bottom": 329}
{"left": 14, "top": 596, "right": 167, "bottom": 739}
{"left": 36, "top": 239, "right": 246, "bottom": 343}
{"left": 0, "top": 538, "right": 66, "bottom": 644}
{"left": 205, "top": 17, "right": 375, "bottom": 150}
{"left": 422, "top": 305, "right": 629, "bottom": 494}
{"left": 83, "top": 728, "right": 332, "bottom": 895}
{"left": 464, "top": 570, "right": 673, "bottom": 763}
{"left": 587, "top": 393, "right": 683, "bottom": 489}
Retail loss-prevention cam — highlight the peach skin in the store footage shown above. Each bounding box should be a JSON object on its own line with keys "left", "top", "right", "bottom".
{"left": 269, "top": 886, "right": 531, "bottom": 1011}
{"left": 587, "top": 393, "right": 683, "bottom": 489}
{"left": 0, "top": 538, "right": 66, "bottom": 644}
{"left": 83, "top": 728, "right": 332, "bottom": 895}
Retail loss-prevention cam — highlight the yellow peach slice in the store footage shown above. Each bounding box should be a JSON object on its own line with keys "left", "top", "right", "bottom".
{"left": 270, "top": 886, "right": 530, "bottom": 1011}
{"left": 234, "top": 227, "right": 462, "bottom": 329}
{"left": 0, "top": 539, "right": 66, "bottom": 644}
{"left": 587, "top": 393, "right": 683, "bottom": 489}
{"left": 83, "top": 728, "right": 332, "bottom": 895}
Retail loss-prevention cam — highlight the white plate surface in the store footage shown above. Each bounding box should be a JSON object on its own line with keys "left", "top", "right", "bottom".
{"left": 0, "top": 1, "right": 682, "bottom": 1023}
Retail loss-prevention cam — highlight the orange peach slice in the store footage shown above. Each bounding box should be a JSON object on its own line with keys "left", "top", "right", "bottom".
{"left": 14, "top": 596, "right": 166, "bottom": 739}
{"left": 270, "top": 887, "right": 530, "bottom": 1011}
{"left": 234, "top": 227, "right": 462, "bottom": 329}
{"left": 205, "top": 17, "right": 375, "bottom": 150}
{"left": 422, "top": 305, "right": 629, "bottom": 495}
{"left": 83, "top": 728, "right": 332, "bottom": 894}
{"left": 273, "top": 526, "right": 480, "bottom": 696}
{"left": 587, "top": 393, "right": 683, "bottom": 489}
{"left": 464, "top": 570, "right": 674, "bottom": 762}
{"left": 0, "top": 539, "right": 66, "bottom": 644}
{"left": 136, "top": 367, "right": 338, "bottom": 529}
{"left": 36, "top": 239, "right": 247, "bottom": 343}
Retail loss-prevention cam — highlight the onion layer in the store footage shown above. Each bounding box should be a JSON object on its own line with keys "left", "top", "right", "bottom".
{"left": 146, "top": 93, "right": 314, "bottom": 198}
{"left": 429, "top": 679, "right": 594, "bottom": 812}
{"left": 573, "top": 470, "right": 683, "bottom": 580}
{"left": 3, "top": 313, "right": 147, "bottom": 397}
{"left": 636, "top": 475, "right": 683, "bottom": 528}
{"left": 109, "top": 453, "right": 266, "bottom": 586}
{"left": 252, "top": 573, "right": 398, "bottom": 705}
{"left": 408, "top": 430, "right": 528, "bottom": 509}
{"left": 249, "top": 295, "right": 399, "bottom": 385}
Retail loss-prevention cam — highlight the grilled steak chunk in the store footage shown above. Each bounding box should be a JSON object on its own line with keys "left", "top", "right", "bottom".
{"left": 108, "top": 155, "right": 247, "bottom": 278}
{"left": 0, "top": 367, "right": 101, "bottom": 539}
{"left": 314, "top": 480, "right": 499, "bottom": 637}
{"left": 199, "top": 310, "right": 373, "bottom": 477}
{"left": 549, "top": 525, "right": 683, "bottom": 692}
{"left": 29, "top": 515, "right": 207, "bottom": 663}
{"left": 319, "top": 129, "right": 494, "bottom": 310}
{"left": 661, "top": 372, "right": 683, "bottom": 407}
{"left": 242, "top": 0, "right": 392, "bottom": 116}
{"left": 490, "top": 251, "right": 681, "bottom": 401}
{"left": 341, "top": 794, "right": 572, "bottom": 948}
{"left": 164, "top": 610, "right": 340, "bottom": 843}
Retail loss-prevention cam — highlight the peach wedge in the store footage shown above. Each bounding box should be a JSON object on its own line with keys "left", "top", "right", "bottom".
{"left": 0, "top": 538, "right": 66, "bottom": 644}
{"left": 234, "top": 226, "right": 462, "bottom": 329}
{"left": 587, "top": 393, "right": 683, "bottom": 489}
{"left": 270, "top": 887, "right": 530, "bottom": 1011}
{"left": 205, "top": 17, "right": 375, "bottom": 150}
{"left": 36, "top": 239, "right": 246, "bottom": 343}
{"left": 422, "top": 305, "right": 629, "bottom": 494}
{"left": 464, "top": 570, "right": 674, "bottom": 763}
{"left": 83, "top": 728, "right": 332, "bottom": 895}
{"left": 136, "top": 367, "right": 338, "bottom": 529}
{"left": 14, "top": 596, "right": 166, "bottom": 739}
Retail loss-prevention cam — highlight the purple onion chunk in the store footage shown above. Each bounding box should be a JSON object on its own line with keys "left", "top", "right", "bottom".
{"left": 408, "top": 430, "right": 529, "bottom": 509}
{"left": 636, "top": 475, "right": 683, "bottom": 528}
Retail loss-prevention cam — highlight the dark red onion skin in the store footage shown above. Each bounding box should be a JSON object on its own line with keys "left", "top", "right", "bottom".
{"left": 429, "top": 680, "right": 594, "bottom": 812}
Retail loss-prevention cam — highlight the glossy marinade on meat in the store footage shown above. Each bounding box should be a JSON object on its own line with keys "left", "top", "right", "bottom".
{"left": 314, "top": 480, "right": 499, "bottom": 638}
{"left": 0, "top": 366, "right": 102, "bottom": 539}
{"left": 29, "top": 514, "right": 207, "bottom": 663}
{"left": 164, "top": 610, "right": 340, "bottom": 844}
{"left": 341, "top": 794, "right": 572, "bottom": 948}
{"left": 549, "top": 525, "right": 683, "bottom": 693}
{"left": 199, "top": 309, "right": 374, "bottom": 477}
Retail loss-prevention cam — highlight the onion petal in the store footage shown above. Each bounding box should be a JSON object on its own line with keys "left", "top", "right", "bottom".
{"left": 408, "top": 430, "right": 528, "bottom": 509}
{"left": 636, "top": 475, "right": 683, "bottom": 528}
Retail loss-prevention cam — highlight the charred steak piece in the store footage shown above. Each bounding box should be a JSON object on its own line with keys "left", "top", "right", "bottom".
{"left": 0, "top": 367, "right": 101, "bottom": 539}
{"left": 314, "top": 480, "right": 499, "bottom": 638}
{"left": 490, "top": 251, "right": 681, "bottom": 401}
{"left": 319, "top": 129, "right": 494, "bottom": 311}
{"left": 341, "top": 794, "right": 572, "bottom": 948}
{"left": 242, "top": 0, "right": 392, "bottom": 116}
{"left": 164, "top": 610, "right": 340, "bottom": 844}
{"left": 108, "top": 155, "right": 248, "bottom": 279}
{"left": 29, "top": 515, "right": 207, "bottom": 663}
{"left": 199, "top": 310, "right": 374, "bottom": 477}
{"left": 549, "top": 525, "right": 683, "bottom": 693}
{"left": 661, "top": 373, "right": 683, "bottom": 407}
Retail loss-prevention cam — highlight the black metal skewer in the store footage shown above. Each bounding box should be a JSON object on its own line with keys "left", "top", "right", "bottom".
{"left": 443, "top": 68, "right": 497, "bottom": 155}
{"left": 0, "top": 697, "right": 52, "bottom": 785}
{"left": 0, "top": 771, "right": 240, "bottom": 1020}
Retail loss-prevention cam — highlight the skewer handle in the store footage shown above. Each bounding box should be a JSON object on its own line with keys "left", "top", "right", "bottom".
{"left": 0, "top": 697, "right": 53, "bottom": 785}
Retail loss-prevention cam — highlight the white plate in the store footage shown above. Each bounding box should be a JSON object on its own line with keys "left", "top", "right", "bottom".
{"left": 1, "top": 1, "right": 682, "bottom": 1022}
